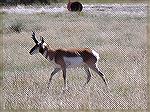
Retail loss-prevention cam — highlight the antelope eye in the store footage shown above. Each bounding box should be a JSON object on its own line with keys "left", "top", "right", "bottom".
{"left": 35, "top": 44, "right": 39, "bottom": 47}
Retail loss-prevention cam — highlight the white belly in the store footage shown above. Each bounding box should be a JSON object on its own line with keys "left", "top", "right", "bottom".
{"left": 63, "top": 56, "right": 84, "bottom": 68}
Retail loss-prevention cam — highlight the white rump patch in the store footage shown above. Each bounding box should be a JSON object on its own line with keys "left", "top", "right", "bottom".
{"left": 63, "top": 57, "right": 84, "bottom": 68}
{"left": 92, "top": 50, "right": 100, "bottom": 60}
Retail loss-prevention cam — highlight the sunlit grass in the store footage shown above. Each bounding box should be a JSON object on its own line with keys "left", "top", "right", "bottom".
{"left": 0, "top": 12, "right": 4, "bottom": 82}
{"left": 1, "top": 3, "right": 148, "bottom": 111}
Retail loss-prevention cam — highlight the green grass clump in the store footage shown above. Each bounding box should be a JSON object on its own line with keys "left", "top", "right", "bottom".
{"left": 9, "top": 20, "right": 24, "bottom": 33}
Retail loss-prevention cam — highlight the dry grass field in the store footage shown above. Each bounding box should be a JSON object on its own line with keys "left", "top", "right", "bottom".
{"left": 1, "top": 2, "right": 149, "bottom": 112}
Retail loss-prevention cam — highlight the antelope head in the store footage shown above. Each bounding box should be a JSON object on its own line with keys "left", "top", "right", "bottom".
{"left": 29, "top": 32, "right": 47, "bottom": 55}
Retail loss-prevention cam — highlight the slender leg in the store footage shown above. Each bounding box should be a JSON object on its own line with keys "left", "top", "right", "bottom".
{"left": 88, "top": 64, "right": 107, "bottom": 86}
{"left": 47, "top": 68, "right": 61, "bottom": 88}
{"left": 83, "top": 65, "right": 91, "bottom": 85}
{"left": 62, "top": 67, "right": 67, "bottom": 90}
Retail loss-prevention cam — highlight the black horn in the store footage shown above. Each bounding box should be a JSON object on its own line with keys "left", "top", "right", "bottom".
{"left": 31, "top": 32, "right": 38, "bottom": 44}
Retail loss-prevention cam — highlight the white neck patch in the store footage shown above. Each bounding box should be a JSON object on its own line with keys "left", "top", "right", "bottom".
{"left": 43, "top": 50, "right": 47, "bottom": 58}
{"left": 42, "top": 42, "right": 47, "bottom": 49}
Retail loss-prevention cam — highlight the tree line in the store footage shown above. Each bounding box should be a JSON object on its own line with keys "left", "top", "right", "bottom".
{"left": 0, "top": 0, "right": 63, "bottom": 5}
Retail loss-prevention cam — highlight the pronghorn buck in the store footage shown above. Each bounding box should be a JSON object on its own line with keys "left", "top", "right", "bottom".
{"left": 29, "top": 32, "right": 107, "bottom": 89}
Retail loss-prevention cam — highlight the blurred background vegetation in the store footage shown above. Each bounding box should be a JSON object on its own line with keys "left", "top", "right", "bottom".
{"left": 0, "top": 0, "right": 147, "bottom": 6}
{"left": 1, "top": 0, "right": 61, "bottom": 5}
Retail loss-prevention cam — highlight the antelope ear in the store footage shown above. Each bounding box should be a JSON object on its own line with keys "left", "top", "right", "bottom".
{"left": 40, "top": 36, "right": 44, "bottom": 44}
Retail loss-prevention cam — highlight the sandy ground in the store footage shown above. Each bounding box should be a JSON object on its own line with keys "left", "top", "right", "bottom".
{"left": 1, "top": 3, "right": 149, "bottom": 111}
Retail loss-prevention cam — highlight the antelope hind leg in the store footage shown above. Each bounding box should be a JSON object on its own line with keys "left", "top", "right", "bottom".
{"left": 83, "top": 65, "right": 91, "bottom": 86}
{"left": 89, "top": 64, "right": 107, "bottom": 86}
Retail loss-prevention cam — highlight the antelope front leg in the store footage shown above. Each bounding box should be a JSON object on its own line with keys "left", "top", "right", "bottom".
{"left": 47, "top": 68, "right": 61, "bottom": 88}
{"left": 62, "top": 67, "right": 67, "bottom": 90}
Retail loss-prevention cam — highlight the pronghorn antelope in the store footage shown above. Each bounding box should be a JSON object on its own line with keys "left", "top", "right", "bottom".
{"left": 29, "top": 32, "right": 107, "bottom": 89}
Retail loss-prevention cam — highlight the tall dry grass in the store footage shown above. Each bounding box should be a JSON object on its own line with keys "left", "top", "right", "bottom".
{"left": 1, "top": 5, "right": 148, "bottom": 111}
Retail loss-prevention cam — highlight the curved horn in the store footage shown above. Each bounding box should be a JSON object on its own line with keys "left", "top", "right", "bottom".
{"left": 31, "top": 32, "right": 38, "bottom": 44}
{"left": 40, "top": 36, "right": 44, "bottom": 44}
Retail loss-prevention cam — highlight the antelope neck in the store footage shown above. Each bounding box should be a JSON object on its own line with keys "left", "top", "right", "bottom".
{"left": 42, "top": 47, "right": 54, "bottom": 61}
{"left": 39, "top": 47, "right": 45, "bottom": 55}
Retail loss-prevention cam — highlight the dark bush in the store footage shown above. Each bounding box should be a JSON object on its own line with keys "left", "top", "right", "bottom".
{"left": 0, "top": 0, "right": 59, "bottom": 5}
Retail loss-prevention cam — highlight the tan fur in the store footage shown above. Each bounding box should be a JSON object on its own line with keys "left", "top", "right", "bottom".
{"left": 44, "top": 46, "right": 97, "bottom": 66}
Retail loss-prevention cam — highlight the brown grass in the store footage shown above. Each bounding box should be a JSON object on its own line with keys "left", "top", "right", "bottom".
{"left": 1, "top": 4, "right": 149, "bottom": 112}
